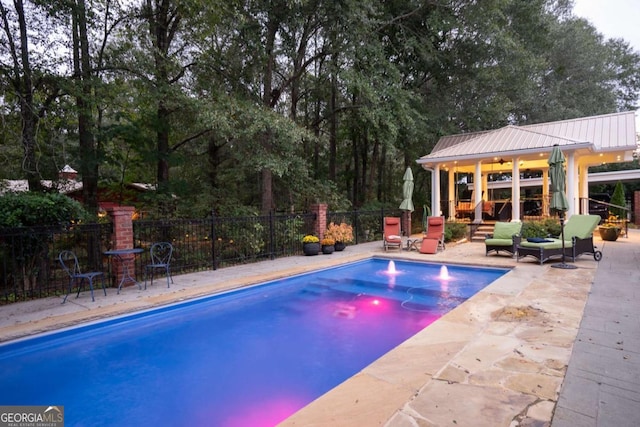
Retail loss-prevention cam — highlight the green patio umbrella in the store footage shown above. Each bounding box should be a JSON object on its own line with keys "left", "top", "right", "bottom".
{"left": 399, "top": 167, "right": 414, "bottom": 237}
{"left": 548, "top": 145, "right": 569, "bottom": 215}
{"left": 399, "top": 167, "right": 415, "bottom": 212}
{"left": 548, "top": 144, "right": 575, "bottom": 269}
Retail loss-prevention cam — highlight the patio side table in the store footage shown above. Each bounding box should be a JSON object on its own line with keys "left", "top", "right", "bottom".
{"left": 104, "top": 248, "right": 144, "bottom": 293}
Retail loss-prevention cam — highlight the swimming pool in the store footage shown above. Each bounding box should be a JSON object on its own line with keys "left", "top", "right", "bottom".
{"left": 0, "top": 258, "right": 508, "bottom": 426}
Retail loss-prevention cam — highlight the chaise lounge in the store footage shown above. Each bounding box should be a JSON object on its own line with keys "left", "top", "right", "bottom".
{"left": 419, "top": 216, "right": 446, "bottom": 254}
{"left": 485, "top": 221, "right": 522, "bottom": 257}
{"left": 516, "top": 214, "right": 602, "bottom": 265}
{"left": 383, "top": 217, "right": 403, "bottom": 251}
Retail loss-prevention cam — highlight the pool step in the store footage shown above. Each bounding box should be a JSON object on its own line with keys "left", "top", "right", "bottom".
{"left": 301, "top": 279, "right": 467, "bottom": 307}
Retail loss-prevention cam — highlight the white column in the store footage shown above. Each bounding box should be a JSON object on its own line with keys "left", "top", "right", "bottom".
{"left": 512, "top": 158, "right": 521, "bottom": 221}
{"left": 448, "top": 168, "right": 455, "bottom": 220}
{"left": 579, "top": 164, "right": 589, "bottom": 214}
{"left": 542, "top": 169, "right": 549, "bottom": 217}
{"left": 567, "top": 152, "right": 577, "bottom": 216}
{"left": 433, "top": 165, "right": 441, "bottom": 217}
{"left": 473, "top": 161, "right": 482, "bottom": 223}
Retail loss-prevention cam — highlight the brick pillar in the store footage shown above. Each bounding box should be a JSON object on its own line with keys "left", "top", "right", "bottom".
{"left": 106, "top": 206, "right": 136, "bottom": 287}
{"left": 634, "top": 191, "right": 640, "bottom": 225}
{"left": 310, "top": 203, "right": 328, "bottom": 239}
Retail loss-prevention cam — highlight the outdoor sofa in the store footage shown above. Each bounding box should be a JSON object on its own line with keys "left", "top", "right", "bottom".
{"left": 516, "top": 214, "right": 602, "bottom": 265}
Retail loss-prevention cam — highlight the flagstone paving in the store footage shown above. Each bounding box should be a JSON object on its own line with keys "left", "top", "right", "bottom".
{"left": 1, "top": 229, "right": 638, "bottom": 426}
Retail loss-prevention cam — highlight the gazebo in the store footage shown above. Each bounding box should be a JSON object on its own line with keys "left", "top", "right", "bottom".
{"left": 417, "top": 111, "right": 638, "bottom": 222}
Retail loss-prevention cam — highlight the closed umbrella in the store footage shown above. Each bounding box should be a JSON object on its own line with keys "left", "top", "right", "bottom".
{"left": 399, "top": 167, "right": 414, "bottom": 238}
{"left": 548, "top": 144, "right": 575, "bottom": 269}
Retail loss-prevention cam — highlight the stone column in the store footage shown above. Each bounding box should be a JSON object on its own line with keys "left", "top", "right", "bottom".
{"left": 634, "top": 191, "right": 640, "bottom": 225}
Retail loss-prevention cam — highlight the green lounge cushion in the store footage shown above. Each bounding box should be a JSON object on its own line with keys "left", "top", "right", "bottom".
{"left": 519, "top": 238, "right": 572, "bottom": 249}
{"left": 492, "top": 222, "right": 522, "bottom": 239}
{"left": 563, "top": 214, "right": 600, "bottom": 239}
{"left": 485, "top": 238, "right": 514, "bottom": 247}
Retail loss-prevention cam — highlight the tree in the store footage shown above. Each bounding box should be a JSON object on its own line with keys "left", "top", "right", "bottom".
{"left": 71, "top": 0, "right": 100, "bottom": 214}
{"left": 0, "top": 0, "right": 60, "bottom": 190}
{"left": 2, "top": 0, "right": 639, "bottom": 217}
{"left": 609, "top": 180, "right": 626, "bottom": 219}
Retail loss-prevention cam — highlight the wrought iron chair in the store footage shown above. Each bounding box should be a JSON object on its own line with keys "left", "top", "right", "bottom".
{"left": 59, "top": 250, "right": 106, "bottom": 303}
{"left": 145, "top": 242, "right": 174, "bottom": 289}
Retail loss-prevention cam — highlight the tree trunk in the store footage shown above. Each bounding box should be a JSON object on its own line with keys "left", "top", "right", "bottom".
{"left": 260, "top": 16, "right": 279, "bottom": 214}
{"left": 329, "top": 70, "right": 337, "bottom": 182}
{"left": 261, "top": 168, "right": 273, "bottom": 214}
{"left": 1, "top": 0, "right": 42, "bottom": 191}
{"left": 156, "top": 103, "right": 170, "bottom": 184}
{"left": 73, "top": 0, "right": 99, "bottom": 214}
{"left": 146, "top": 0, "right": 180, "bottom": 189}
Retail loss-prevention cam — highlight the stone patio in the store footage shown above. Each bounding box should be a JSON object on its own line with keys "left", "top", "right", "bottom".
{"left": 1, "top": 230, "right": 638, "bottom": 426}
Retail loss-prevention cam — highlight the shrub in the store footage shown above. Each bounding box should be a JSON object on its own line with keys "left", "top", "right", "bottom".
{"left": 0, "top": 192, "right": 90, "bottom": 227}
{"left": 520, "top": 219, "right": 561, "bottom": 239}
{"left": 324, "top": 222, "right": 354, "bottom": 243}
{"left": 539, "top": 218, "right": 561, "bottom": 236}
{"left": 521, "top": 221, "right": 547, "bottom": 238}
{"left": 444, "top": 221, "right": 467, "bottom": 242}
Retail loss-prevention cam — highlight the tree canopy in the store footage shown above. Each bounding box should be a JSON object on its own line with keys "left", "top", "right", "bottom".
{"left": 1, "top": 0, "right": 639, "bottom": 217}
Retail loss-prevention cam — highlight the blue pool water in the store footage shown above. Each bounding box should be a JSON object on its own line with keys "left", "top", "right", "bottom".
{"left": 0, "top": 258, "right": 507, "bottom": 426}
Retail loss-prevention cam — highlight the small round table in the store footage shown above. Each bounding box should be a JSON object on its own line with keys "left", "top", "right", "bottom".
{"left": 104, "top": 248, "right": 144, "bottom": 293}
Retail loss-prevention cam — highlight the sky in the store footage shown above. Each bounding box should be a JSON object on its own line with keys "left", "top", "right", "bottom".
{"left": 571, "top": 0, "right": 640, "bottom": 127}
{"left": 572, "top": 0, "right": 640, "bottom": 50}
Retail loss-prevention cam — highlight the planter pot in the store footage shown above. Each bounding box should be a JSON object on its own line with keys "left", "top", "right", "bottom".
{"left": 321, "top": 244, "right": 335, "bottom": 254}
{"left": 334, "top": 242, "right": 346, "bottom": 252}
{"left": 598, "top": 226, "right": 619, "bottom": 241}
{"left": 302, "top": 242, "right": 320, "bottom": 256}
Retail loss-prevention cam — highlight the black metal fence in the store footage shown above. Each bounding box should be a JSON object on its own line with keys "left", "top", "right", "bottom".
{"left": 0, "top": 208, "right": 399, "bottom": 304}
{"left": 132, "top": 211, "right": 318, "bottom": 273}
{"left": 327, "top": 209, "right": 403, "bottom": 243}
{"left": 0, "top": 223, "right": 113, "bottom": 303}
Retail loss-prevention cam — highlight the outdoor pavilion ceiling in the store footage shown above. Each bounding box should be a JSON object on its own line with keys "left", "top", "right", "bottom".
{"left": 435, "top": 149, "right": 627, "bottom": 175}
{"left": 417, "top": 111, "right": 638, "bottom": 174}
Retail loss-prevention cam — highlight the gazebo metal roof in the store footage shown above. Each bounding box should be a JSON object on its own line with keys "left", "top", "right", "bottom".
{"left": 418, "top": 111, "right": 637, "bottom": 168}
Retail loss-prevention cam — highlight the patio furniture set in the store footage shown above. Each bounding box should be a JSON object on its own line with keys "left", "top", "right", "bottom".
{"left": 59, "top": 242, "right": 174, "bottom": 303}
{"left": 383, "top": 215, "right": 446, "bottom": 254}
{"left": 485, "top": 214, "right": 603, "bottom": 264}
{"left": 383, "top": 213, "right": 603, "bottom": 267}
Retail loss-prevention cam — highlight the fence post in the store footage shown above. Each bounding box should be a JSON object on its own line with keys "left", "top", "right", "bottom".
{"left": 269, "top": 210, "right": 275, "bottom": 260}
{"left": 353, "top": 210, "right": 359, "bottom": 244}
{"left": 210, "top": 210, "right": 217, "bottom": 270}
{"left": 310, "top": 203, "right": 327, "bottom": 239}
{"left": 106, "top": 206, "right": 136, "bottom": 287}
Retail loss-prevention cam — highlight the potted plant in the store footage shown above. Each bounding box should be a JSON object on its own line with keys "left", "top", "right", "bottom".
{"left": 320, "top": 238, "right": 335, "bottom": 254}
{"left": 302, "top": 235, "right": 320, "bottom": 256}
{"left": 324, "top": 222, "right": 354, "bottom": 251}
{"left": 598, "top": 222, "right": 620, "bottom": 241}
